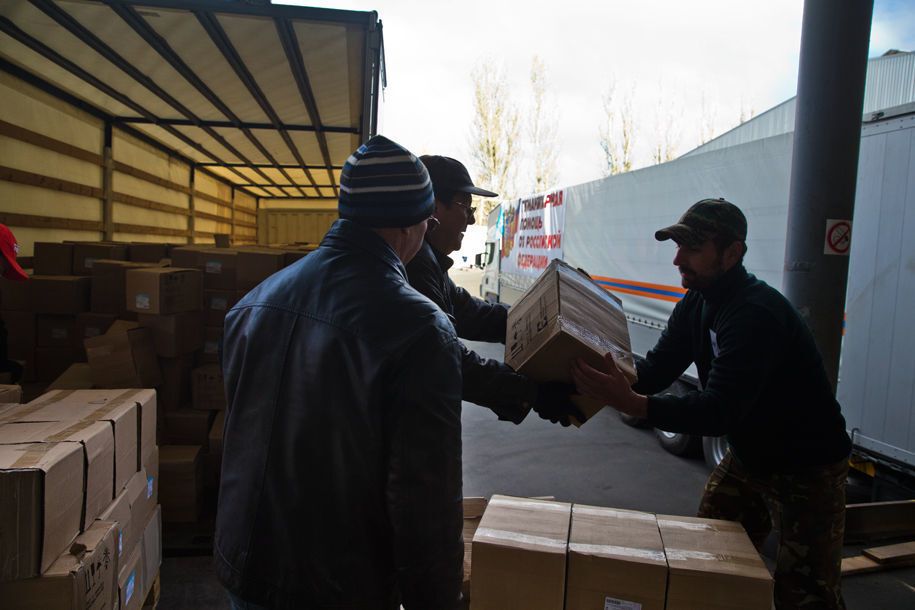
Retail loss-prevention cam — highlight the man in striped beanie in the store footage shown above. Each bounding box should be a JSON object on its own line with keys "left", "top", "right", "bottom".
{"left": 217, "top": 136, "right": 464, "bottom": 609}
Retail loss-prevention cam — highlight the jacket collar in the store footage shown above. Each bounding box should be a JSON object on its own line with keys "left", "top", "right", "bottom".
{"left": 699, "top": 263, "right": 748, "bottom": 304}
{"left": 321, "top": 219, "right": 407, "bottom": 278}
{"left": 424, "top": 239, "right": 454, "bottom": 272}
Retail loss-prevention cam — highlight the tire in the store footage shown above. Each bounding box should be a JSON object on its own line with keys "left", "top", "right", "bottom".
{"left": 655, "top": 429, "right": 703, "bottom": 457}
{"left": 618, "top": 411, "right": 651, "bottom": 428}
{"left": 702, "top": 436, "right": 729, "bottom": 470}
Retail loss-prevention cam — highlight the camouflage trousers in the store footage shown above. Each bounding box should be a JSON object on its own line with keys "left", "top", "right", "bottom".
{"left": 698, "top": 450, "right": 848, "bottom": 610}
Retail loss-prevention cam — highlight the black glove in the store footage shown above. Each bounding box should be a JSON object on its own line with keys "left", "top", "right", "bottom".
{"left": 532, "top": 382, "right": 585, "bottom": 427}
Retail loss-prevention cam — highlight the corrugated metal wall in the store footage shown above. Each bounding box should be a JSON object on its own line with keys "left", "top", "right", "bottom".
{"left": 0, "top": 72, "right": 258, "bottom": 256}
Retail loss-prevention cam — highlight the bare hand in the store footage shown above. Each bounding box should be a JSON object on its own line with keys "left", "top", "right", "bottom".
{"left": 571, "top": 353, "right": 648, "bottom": 418}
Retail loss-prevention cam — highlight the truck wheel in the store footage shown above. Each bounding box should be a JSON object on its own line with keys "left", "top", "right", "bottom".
{"left": 619, "top": 412, "right": 651, "bottom": 429}
{"left": 655, "top": 429, "right": 703, "bottom": 457}
{"left": 702, "top": 436, "right": 729, "bottom": 470}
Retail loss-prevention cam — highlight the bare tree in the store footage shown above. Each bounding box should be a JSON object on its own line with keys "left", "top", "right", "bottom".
{"left": 528, "top": 55, "right": 560, "bottom": 192}
{"left": 652, "top": 82, "right": 681, "bottom": 164}
{"left": 699, "top": 92, "right": 718, "bottom": 145}
{"left": 469, "top": 59, "right": 520, "bottom": 221}
{"left": 738, "top": 97, "right": 756, "bottom": 124}
{"left": 598, "top": 79, "right": 636, "bottom": 176}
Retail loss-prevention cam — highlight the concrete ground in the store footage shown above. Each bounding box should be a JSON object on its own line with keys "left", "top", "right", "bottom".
{"left": 158, "top": 268, "right": 915, "bottom": 609}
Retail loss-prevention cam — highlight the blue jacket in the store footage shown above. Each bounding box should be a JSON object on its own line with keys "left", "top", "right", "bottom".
{"left": 215, "top": 220, "right": 464, "bottom": 609}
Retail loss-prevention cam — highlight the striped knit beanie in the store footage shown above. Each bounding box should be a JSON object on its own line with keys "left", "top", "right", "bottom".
{"left": 338, "top": 135, "right": 435, "bottom": 227}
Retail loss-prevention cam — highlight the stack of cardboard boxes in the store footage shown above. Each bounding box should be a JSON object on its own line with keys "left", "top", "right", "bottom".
{"left": 0, "top": 389, "right": 161, "bottom": 609}
{"left": 470, "top": 495, "right": 774, "bottom": 610}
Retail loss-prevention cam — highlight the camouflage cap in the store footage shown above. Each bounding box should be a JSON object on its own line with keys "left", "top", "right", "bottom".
{"left": 655, "top": 198, "right": 747, "bottom": 246}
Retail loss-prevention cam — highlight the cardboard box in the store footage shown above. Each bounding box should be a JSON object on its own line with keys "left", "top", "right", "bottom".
{"left": 165, "top": 410, "right": 213, "bottom": 447}
{"left": 37, "top": 314, "right": 78, "bottom": 348}
{"left": 85, "top": 321, "right": 163, "bottom": 389}
{"left": 168, "top": 246, "right": 207, "bottom": 269}
{"left": 504, "top": 259, "right": 636, "bottom": 425}
{"left": 140, "top": 505, "right": 161, "bottom": 600}
{"left": 48, "top": 363, "right": 95, "bottom": 390}
{"left": 136, "top": 311, "right": 204, "bottom": 358}
{"left": 159, "top": 445, "right": 202, "bottom": 523}
{"left": 0, "top": 420, "right": 114, "bottom": 529}
{"left": 35, "top": 346, "right": 79, "bottom": 382}
{"left": 126, "top": 268, "right": 202, "bottom": 316}
{"left": 237, "top": 249, "right": 285, "bottom": 291}
{"left": 98, "top": 480, "right": 134, "bottom": 562}
{"left": 0, "top": 276, "right": 32, "bottom": 310}
{"left": 158, "top": 355, "right": 194, "bottom": 411}
{"left": 118, "top": 543, "right": 143, "bottom": 610}
{"left": 0, "top": 520, "right": 119, "bottom": 610}
{"left": 197, "top": 326, "right": 222, "bottom": 365}
{"left": 566, "top": 505, "right": 667, "bottom": 610}
{"left": 192, "top": 364, "right": 225, "bottom": 411}
{"left": 0, "top": 441, "right": 84, "bottom": 580}
{"left": 144, "top": 446, "right": 159, "bottom": 510}
{"left": 203, "top": 290, "right": 238, "bottom": 326}
{"left": 0, "top": 385, "right": 21, "bottom": 403}
{"left": 2, "top": 389, "right": 144, "bottom": 492}
{"left": 462, "top": 497, "right": 487, "bottom": 601}
{"left": 1, "top": 311, "right": 35, "bottom": 361}
{"left": 33, "top": 242, "right": 73, "bottom": 276}
{"left": 657, "top": 515, "right": 773, "bottom": 610}
{"left": 128, "top": 243, "right": 168, "bottom": 263}
{"left": 77, "top": 312, "right": 118, "bottom": 344}
{"left": 91, "top": 260, "right": 156, "bottom": 317}
{"left": 30, "top": 276, "right": 91, "bottom": 314}
{"left": 470, "top": 495, "right": 571, "bottom": 610}
{"left": 199, "top": 249, "right": 237, "bottom": 290}
{"left": 73, "top": 243, "right": 128, "bottom": 276}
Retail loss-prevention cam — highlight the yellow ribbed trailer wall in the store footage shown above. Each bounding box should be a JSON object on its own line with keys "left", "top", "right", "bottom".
{"left": 0, "top": 72, "right": 259, "bottom": 255}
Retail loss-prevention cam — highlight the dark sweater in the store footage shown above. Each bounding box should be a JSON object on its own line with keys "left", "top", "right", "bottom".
{"left": 639, "top": 264, "right": 851, "bottom": 473}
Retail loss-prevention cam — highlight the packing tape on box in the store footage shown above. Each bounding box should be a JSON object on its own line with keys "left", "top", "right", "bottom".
{"left": 657, "top": 519, "right": 717, "bottom": 532}
{"left": 573, "top": 505, "right": 656, "bottom": 522}
{"left": 85, "top": 389, "right": 145, "bottom": 421}
{"left": 569, "top": 542, "right": 666, "bottom": 562}
{"left": 11, "top": 442, "right": 60, "bottom": 468}
{"left": 664, "top": 547, "right": 763, "bottom": 567}
{"left": 0, "top": 390, "right": 79, "bottom": 423}
{"left": 489, "top": 496, "right": 569, "bottom": 513}
{"left": 474, "top": 527, "right": 567, "bottom": 550}
{"left": 44, "top": 419, "right": 100, "bottom": 442}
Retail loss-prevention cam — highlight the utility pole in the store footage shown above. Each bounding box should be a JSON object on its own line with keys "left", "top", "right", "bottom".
{"left": 783, "top": 0, "right": 874, "bottom": 391}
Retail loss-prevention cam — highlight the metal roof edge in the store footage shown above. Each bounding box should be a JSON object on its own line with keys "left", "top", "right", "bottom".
{"left": 111, "top": 0, "right": 380, "bottom": 27}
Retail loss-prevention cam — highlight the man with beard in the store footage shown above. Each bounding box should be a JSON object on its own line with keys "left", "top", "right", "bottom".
{"left": 407, "top": 155, "right": 581, "bottom": 426}
{"left": 571, "top": 198, "right": 851, "bottom": 609}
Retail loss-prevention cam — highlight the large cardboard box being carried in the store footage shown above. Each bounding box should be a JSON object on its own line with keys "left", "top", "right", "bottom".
{"left": 0, "top": 441, "right": 83, "bottom": 580}
{"left": 658, "top": 515, "right": 773, "bottom": 610}
{"left": 504, "top": 259, "right": 636, "bottom": 425}
{"left": 85, "top": 321, "right": 163, "bottom": 389}
{"left": 126, "top": 268, "right": 202, "bottom": 315}
{"left": 566, "top": 505, "right": 668, "bottom": 610}
{"left": 0, "top": 420, "right": 114, "bottom": 529}
{"left": 0, "top": 520, "right": 119, "bottom": 610}
{"left": 470, "top": 495, "right": 571, "bottom": 610}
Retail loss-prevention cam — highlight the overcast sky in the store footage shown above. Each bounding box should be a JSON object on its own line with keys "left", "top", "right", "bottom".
{"left": 287, "top": 0, "right": 915, "bottom": 192}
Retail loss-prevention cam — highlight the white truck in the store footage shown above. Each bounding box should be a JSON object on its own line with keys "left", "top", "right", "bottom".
{"left": 479, "top": 103, "right": 915, "bottom": 492}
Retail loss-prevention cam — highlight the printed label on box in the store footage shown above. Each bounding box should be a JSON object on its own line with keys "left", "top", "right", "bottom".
{"left": 605, "top": 597, "right": 641, "bottom": 610}
{"left": 51, "top": 328, "right": 68, "bottom": 340}
{"left": 85, "top": 257, "right": 96, "bottom": 269}
{"left": 205, "top": 261, "right": 223, "bottom": 274}
{"left": 211, "top": 297, "right": 228, "bottom": 311}
{"left": 147, "top": 474, "right": 154, "bottom": 499}
{"left": 86, "top": 326, "right": 101, "bottom": 338}
{"left": 135, "top": 293, "right": 151, "bottom": 310}
{"left": 118, "top": 530, "right": 124, "bottom": 556}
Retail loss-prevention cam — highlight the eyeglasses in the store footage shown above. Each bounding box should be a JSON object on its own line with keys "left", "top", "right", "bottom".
{"left": 426, "top": 216, "right": 440, "bottom": 233}
{"left": 452, "top": 200, "right": 476, "bottom": 217}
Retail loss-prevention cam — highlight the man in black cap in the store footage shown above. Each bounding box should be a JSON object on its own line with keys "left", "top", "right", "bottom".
{"left": 216, "top": 137, "right": 464, "bottom": 610}
{"left": 408, "top": 155, "right": 581, "bottom": 426}
{"left": 572, "top": 198, "right": 851, "bottom": 609}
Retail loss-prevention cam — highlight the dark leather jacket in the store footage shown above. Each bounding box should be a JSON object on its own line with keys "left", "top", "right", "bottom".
{"left": 406, "top": 240, "right": 534, "bottom": 423}
{"left": 215, "top": 220, "right": 464, "bottom": 609}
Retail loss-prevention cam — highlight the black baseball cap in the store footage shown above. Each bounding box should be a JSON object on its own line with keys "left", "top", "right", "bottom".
{"left": 655, "top": 198, "right": 747, "bottom": 246}
{"left": 419, "top": 155, "right": 498, "bottom": 199}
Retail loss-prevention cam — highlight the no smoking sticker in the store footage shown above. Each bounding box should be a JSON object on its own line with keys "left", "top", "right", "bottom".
{"left": 824, "top": 219, "right": 852, "bottom": 256}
